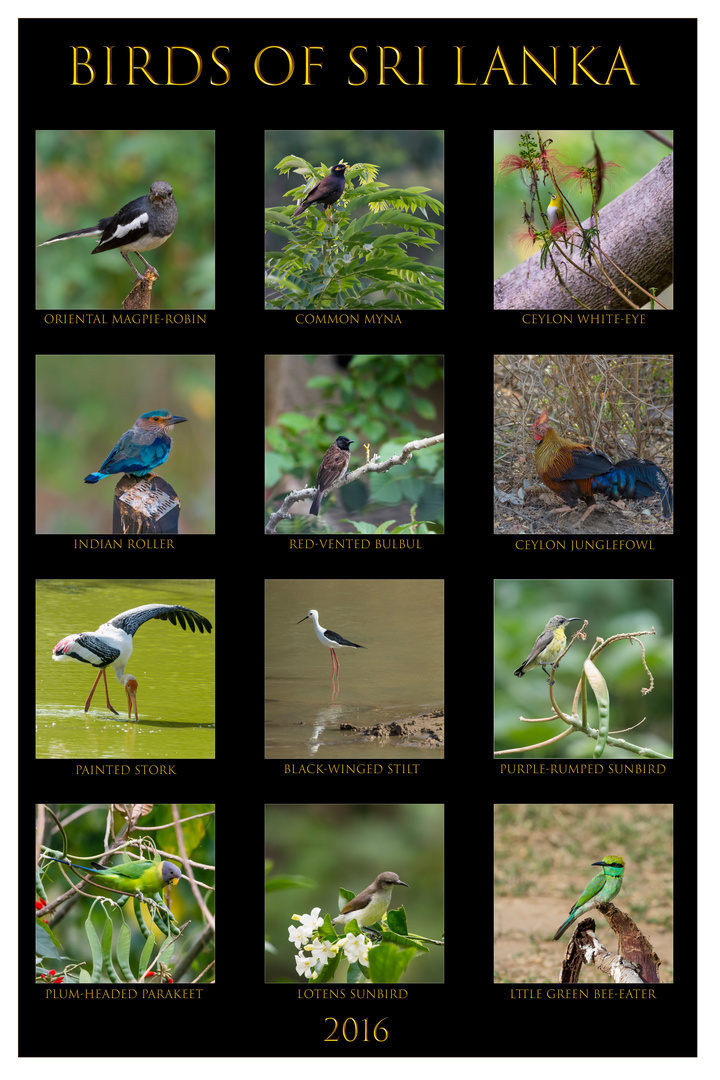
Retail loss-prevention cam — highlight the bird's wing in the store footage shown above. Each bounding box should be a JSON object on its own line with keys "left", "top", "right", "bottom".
{"left": 98, "top": 430, "right": 171, "bottom": 474}
{"left": 573, "top": 871, "right": 605, "bottom": 907}
{"left": 58, "top": 633, "right": 122, "bottom": 666}
{"left": 98, "top": 860, "right": 154, "bottom": 881}
{"left": 553, "top": 447, "right": 615, "bottom": 479}
{"left": 108, "top": 604, "right": 212, "bottom": 637}
{"left": 95, "top": 196, "right": 151, "bottom": 251}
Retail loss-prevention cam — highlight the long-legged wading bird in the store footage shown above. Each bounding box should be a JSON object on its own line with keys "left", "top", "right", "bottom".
{"left": 52, "top": 603, "right": 212, "bottom": 720}
{"left": 513, "top": 615, "right": 581, "bottom": 683}
{"left": 297, "top": 609, "right": 366, "bottom": 675}
{"left": 84, "top": 410, "right": 187, "bottom": 484}
{"left": 42, "top": 855, "right": 182, "bottom": 901}
{"left": 553, "top": 855, "right": 625, "bottom": 940}
{"left": 38, "top": 180, "right": 178, "bottom": 282}
{"left": 531, "top": 409, "right": 673, "bottom": 522}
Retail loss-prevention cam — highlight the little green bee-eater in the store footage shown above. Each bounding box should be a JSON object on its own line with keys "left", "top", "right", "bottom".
{"left": 553, "top": 855, "right": 625, "bottom": 940}
{"left": 514, "top": 614, "right": 581, "bottom": 682}
{"left": 43, "top": 855, "right": 182, "bottom": 896}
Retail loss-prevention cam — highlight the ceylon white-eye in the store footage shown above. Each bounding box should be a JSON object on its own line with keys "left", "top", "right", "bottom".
{"left": 547, "top": 192, "right": 565, "bottom": 227}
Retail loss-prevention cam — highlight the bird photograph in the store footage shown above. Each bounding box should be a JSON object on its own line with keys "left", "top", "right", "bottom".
{"left": 264, "top": 354, "right": 444, "bottom": 533}
{"left": 37, "top": 802, "right": 215, "bottom": 986}
{"left": 494, "top": 354, "right": 673, "bottom": 533}
{"left": 37, "top": 580, "right": 215, "bottom": 759}
{"left": 35, "top": 128, "right": 215, "bottom": 308}
{"left": 494, "top": 803, "right": 673, "bottom": 983}
{"left": 265, "top": 802, "right": 444, "bottom": 984}
{"left": 495, "top": 578, "right": 672, "bottom": 760}
{"left": 494, "top": 129, "right": 674, "bottom": 310}
{"left": 264, "top": 129, "right": 444, "bottom": 311}
{"left": 266, "top": 578, "right": 444, "bottom": 758}
{"left": 36, "top": 353, "right": 215, "bottom": 533}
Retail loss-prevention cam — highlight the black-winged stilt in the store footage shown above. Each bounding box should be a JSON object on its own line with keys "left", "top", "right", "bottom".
{"left": 297, "top": 609, "right": 366, "bottom": 675}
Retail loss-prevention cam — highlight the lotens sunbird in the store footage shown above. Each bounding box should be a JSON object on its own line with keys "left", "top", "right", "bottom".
{"left": 553, "top": 855, "right": 625, "bottom": 940}
{"left": 513, "top": 614, "right": 580, "bottom": 683}
{"left": 43, "top": 855, "right": 182, "bottom": 898}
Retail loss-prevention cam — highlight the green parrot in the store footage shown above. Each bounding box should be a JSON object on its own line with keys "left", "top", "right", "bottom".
{"left": 553, "top": 855, "right": 625, "bottom": 940}
{"left": 43, "top": 855, "right": 182, "bottom": 897}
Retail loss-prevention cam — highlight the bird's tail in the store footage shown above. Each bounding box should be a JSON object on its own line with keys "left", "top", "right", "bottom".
{"left": 42, "top": 855, "right": 99, "bottom": 874}
{"left": 39, "top": 227, "right": 103, "bottom": 246}
{"left": 591, "top": 459, "right": 673, "bottom": 518}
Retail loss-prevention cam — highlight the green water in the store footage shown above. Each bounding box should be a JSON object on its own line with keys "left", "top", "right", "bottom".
{"left": 36, "top": 579, "right": 215, "bottom": 759}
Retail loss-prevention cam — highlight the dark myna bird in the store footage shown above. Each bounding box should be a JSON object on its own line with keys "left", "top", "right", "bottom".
{"left": 293, "top": 164, "right": 348, "bottom": 218}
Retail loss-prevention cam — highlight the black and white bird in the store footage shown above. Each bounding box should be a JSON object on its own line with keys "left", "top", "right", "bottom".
{"left": 297, "top": 609, "right": 366, "bottom": 675}
{"left": 309, "top": 436, "right": 354, "bottom": 515}
{"left": 52, "top": 603, "right": 212, "bottom": 720}
{"left": 39, "top": 181, "right": 178, "bottom": 281}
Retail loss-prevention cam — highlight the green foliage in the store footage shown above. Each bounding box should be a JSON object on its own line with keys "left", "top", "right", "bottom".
{"left": 265, "top": 354, "right": 444, "bottom": 533}
{"left": 36, "top": 803, "right": 215, "bottom": 984}
{"left": 266, "top": 158, "right": 444, "bottom": 309}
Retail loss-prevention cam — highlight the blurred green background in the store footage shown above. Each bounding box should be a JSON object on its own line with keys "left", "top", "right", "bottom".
{"left": 36, "top": 354, "right": 215, "bottom": 533}
{"left": 37, "top": 802, "right": 215, "bottom": 984}
{"left": 265, "top": 803, "right": 444, "bottom": 983}
{"left": 495, "top": 578, "right": 673, "bottom": 758}
{"left": 36, "top": 129, "right": 215, "bottom": 309}
{"left": 494, "top": 129, "right": 674, "bottom": 280}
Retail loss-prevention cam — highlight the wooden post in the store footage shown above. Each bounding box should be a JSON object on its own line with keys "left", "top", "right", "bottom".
{"left": 112, "top": 475, "right": 182, "bottom": 534}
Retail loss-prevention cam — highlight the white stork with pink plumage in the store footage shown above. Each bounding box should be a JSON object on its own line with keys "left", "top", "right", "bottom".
{"left": 52, "top": 603, "right": 212, "bottom": 720}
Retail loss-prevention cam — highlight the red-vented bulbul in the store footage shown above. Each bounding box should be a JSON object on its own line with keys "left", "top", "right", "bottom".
{"left": 309, "top": 436, "right": 354, "bottom": 516}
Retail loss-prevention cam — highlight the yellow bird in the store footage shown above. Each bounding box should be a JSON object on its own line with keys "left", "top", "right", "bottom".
{"left": 547, "top": 192, "right": 565, "bottom": 228}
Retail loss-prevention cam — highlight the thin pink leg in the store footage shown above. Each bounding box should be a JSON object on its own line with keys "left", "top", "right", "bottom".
{"left": 85, "top": 669, "right": 119, "bottom": 715}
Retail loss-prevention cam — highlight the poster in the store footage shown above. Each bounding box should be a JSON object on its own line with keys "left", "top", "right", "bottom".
{"left": 21, "top": 13, "right": 696, "bottom": 1063}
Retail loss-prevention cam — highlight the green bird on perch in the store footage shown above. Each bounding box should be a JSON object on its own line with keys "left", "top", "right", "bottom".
{"left": 43, "top": 855, "right": 182, "bottom": 900}
{"left": 553, "top": 855, "right": 625, "bottom": 940}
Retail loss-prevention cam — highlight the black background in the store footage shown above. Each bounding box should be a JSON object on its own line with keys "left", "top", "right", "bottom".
{"left": 20, "top": 17, "right": 697, "bottom": 1059}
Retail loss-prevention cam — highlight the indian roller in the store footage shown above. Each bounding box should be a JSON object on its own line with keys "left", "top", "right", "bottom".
{"left": 84, "top": 410, "right": 187, "bottom": 484}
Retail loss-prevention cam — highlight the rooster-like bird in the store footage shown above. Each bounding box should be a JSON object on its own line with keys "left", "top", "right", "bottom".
{"left": 530, "top": 410, "right": 673, "bottom": 522}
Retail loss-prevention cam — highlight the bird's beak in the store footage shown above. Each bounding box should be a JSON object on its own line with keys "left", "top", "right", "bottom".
{"left": 126, "top": 679, "right": 139, "bottom": 721}
{"left": 169, "top": 416, "right": 188, "bottom": 425}
{"left": 297, "top": 615, "right": 309, "bottom": 624}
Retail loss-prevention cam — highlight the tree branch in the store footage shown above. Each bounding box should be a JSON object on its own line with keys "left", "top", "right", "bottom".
{"left": 494, "top": 154, "right": 673, "bottom": 310}
{"left": 265, "top": 433, "right": 444, "bottom": 533}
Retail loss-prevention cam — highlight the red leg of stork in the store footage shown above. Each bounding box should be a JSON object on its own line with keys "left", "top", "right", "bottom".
{"left": 84, "top": 669, "right": 119, "bottom": 715}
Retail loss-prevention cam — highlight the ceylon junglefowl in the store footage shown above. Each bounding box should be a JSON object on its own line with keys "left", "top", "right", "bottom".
{"left": 530, "top": 410, "right": 673, "bottom": 521}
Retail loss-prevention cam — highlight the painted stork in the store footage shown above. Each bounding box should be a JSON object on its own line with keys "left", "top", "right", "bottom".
{"left": 52, "top": 603, "right": 212, "bottom": 720}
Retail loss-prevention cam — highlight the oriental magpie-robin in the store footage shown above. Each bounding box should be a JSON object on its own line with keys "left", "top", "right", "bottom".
{"left": 39, "top": 180, "right": 178, "bottom": 282}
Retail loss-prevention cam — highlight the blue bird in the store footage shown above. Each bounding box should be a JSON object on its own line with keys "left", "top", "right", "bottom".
{"left": 84, "top": 410, "right": 187, "bottom": 484}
